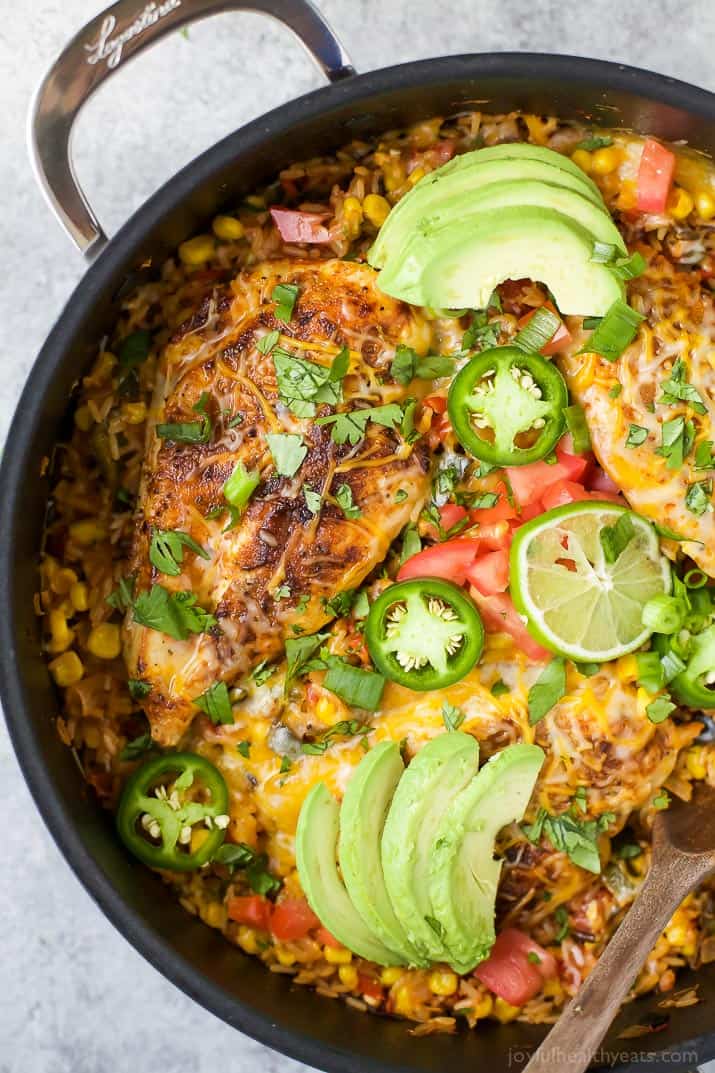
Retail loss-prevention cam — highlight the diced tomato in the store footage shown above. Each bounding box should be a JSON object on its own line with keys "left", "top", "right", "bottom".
{"left": 514, "top": 500, "right": 543, "bottom": 524}
{"left": 466, "top": 549, "right": 509, "bottom": 596}
{"left": 541, "top": 479, "right": 591, "bottom": 511}
{"left": 270, "top": 208, "right": 332, "bottom": 244}
{"left": 517, "top": 301, "right": 572, "bottom": 356}
{"left": 589, "top": 467, "right": 620, "bottom": 495}
{"left": 469, "top": 482, "right": 517, "bottom": 526}
{"left": 506, "top": 461, "right": 570, "bottom": 508}
{"left": 427, "top": 412, "right": 452, "bottom": 449}
{"left": 227, "top": 895, "right": 272, "bottom": 930}
{"left": 637, "top": 139, "right": 676, "bottom": 214}
{"left": 470, "top": 590, "right": 550, "bottom": 661}
{"left": 397, "top": 538, "right": 480, "bottom": 585}
{"left": 433, "top": 139, "right": 456, "bottom": 164}
{"left": 423, "top": 394, "right": 447, "bottom": 415}
{"left": 475, "top": 928, "right": 557, "bottom": 1006}
{"left": 270, "top": 898, "right": 320, "bottom": 941}
{"left": 358, "top": 975, "right": 384, "bottom": 1001}
{"left": 439, "top": 503, "right": 468, "bottom": 532}
{"left": 554, "top": 441, "right": 591, "bottom": 482}
{"left": 471, "top": 520, "right": 512, "bottom": 551}
{"left": 315, "top": 926, "right": 342, "bottom": 948}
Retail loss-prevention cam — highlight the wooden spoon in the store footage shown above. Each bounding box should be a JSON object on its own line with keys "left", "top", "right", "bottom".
{"left": 524, "top": 783, "right": 715, "bottom": 1073}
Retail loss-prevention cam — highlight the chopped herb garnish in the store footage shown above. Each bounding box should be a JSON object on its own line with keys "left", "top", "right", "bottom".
{"left": 685, "top": 479, "right": 713, "bottom": 516}
{"left": 646, "top": 695, "right": 676, "bottom": 724}
{"left": 695, "top": 440, "right": 715, "bottom": 470}
{"left": 352, "top": 590, "right": 370, "bottom": 619}
{"left": 580, "top": 299, "right": 644, "bottom": 362}
{"left": 301, "top": 718, "right": 369, "bottom": 755}
{"left": 127, "top": 678, "right": 151, "bottom": 700}
{"left": 653, "top": 790, "right": 670, "bottom": 810}
{"left": 554, "top": 906, "right": 570, "bottom": 940}
{"left": 156, "top": 417, "right": 211, "bottom": 445}
{"left": 525, "top": 803, "right": 613, "bottom": 873}
{"left": 280, "top": 755, "right": 292, "bottom": 774}
{"left": 272, "top": 283, "right": 299, "bottom": 322}
{"left": 390, "top": 344, "right": 454, "bottom": 384}
{"left": 609, "top": 383, "right": 622, "bottom": 398}
{"left": 192, "top": 392, "right": 210, "bottom": 414}
{"left": 214, "top": 842, "right": 282, "bottom": 896}
{"left": 325, "top": 590, "right": 357, "bottom": 618}
{"left": 274, "top": 584, "right": 291, "bottom": 600}
{"left": 575, "top": 662, "right": 601, "bottom": 677}
{"left": 625, "top": 424, "right": 648, "bottom": 448}
{"left": 252, "top": 659, "right": 274, "bottom": 686}
{"left": 304, "top": 486, "right": 322, "bottom": 515}
{"left": 563, "top": 404, "right": 591, "bottom": 454}
{"left": 600, "top": 513, "right": 635, "bottom": 564}
{"left": 659, "top": 358, "right": 707, "bottom": 415}
{"left": 656, "top": 416, "right": 695, "bottom": 470}
{"left": 267, "top": 432, "right": 307, "bottom": 477}
{"left": 527, "top": 657, "right": 566, "bottom": 725}
{"left": 575, "top": 134, "right": 613, "bottom": 151}
{"left": 273, "top": 347, "right": 345, "bottom": 417}
{"left": 284, "top": 631, "right": 329, "bottom": 689}
{"left": 490, "top": 679, "right": 509, "bottom": 697}
{"left": 295, "top": 594, "right": 310, "bottom": 614}
{"left": 323, "top": 657, "right": 385, "bottom": 710}
{"left": 425, "top": 915, "right": 445, "bottom": 940}
{"left": 223, "top": 461, "right": 260, "bottom": 518}
{"left": 194, "top": 681, "right": 234, "bottom": 725}
{"left": 400, "top": 523, "right": 421, "bottom": 564}
{"left": 118, "top": 330, "right": 152, "bottom": 371}
{"left": 149, "top": 529, "right": 209, "bottom": 577}
{"left": 119, "top": 732, "right": 154, "bottom": 761}
{"left": 132, "top": 585, "right": 217, "bottom": 640}
{"left": 615, "top": 842, "right": 642, "bottom": 860}
{"left": 527, "top": 951, "right": 541, "bottom": 965}
{"left": 394, "top": 488, "right": 408, "bottom": 503}
{"left": 256, "top": 329, "right": 280, "bottom": 355}
{"left": 316, "top": 403, "right": 404, "bottom": 445}
{"left": 470, "top": 492, "right": 499, "bottom": 510}
{"left": 107, "top": 574, "right": 136, "bottom": 613}
{"left": 335, "top": 483, "right": 361, "bottom": 519}
{"left": 442, "top": 701, "right": 466, "bottom": 731}
{"left": 237, "top": 740, "right": 251, "bottom": 758}
{"left": 463, "top": 309, "right": 500, "bottom": 352}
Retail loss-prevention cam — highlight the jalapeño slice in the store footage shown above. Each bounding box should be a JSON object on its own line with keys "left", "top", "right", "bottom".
{"left": 447, "top": 345, "right": 568, "bottom": 466}
{"left": 365, "top": 578, "right": 484, "bottom": 690}
{"left": 665, "top": 625, "right": 715, "bottom": 710}
{"left": 117, "top": 752, "right": 229, "bottom": 871}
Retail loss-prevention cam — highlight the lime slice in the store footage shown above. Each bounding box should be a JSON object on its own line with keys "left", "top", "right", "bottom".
{"left": 510, "top": 501, "right": 671, "bottom": 662}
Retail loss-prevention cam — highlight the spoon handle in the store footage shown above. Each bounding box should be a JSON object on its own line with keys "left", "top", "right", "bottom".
{"left": 524, "top": 846, "right": 706, "bottom": 1073}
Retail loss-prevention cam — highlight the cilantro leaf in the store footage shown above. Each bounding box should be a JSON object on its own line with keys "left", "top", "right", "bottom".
{"left": 156, "top": 417, "right": 212, "bottom": 444}
{"left": 463, "top": 309, "right": 499, "bottom": 351}
{"left": 132, "top": 585, "right": 217, "bottom": 640}
{"left": 127, "top": 678, "right": 151, "bottom": 700}
{"left": 655, "top": 416, "right": 695, "bottom": 470}
{"left": 118, "top": 330, "right": 151, "bottom": 371}
{"left": 315, "top": 403, "right": 404, "bottom": 445}
{"left": 335, "top": 483, "right": 361, "bottom": 519}
{"left": 646, "top": 695, "right": 676, "bottom": 724}
{"left": 575, "top": 134, "right": 613, "bottom": 151}
{"left": 490, "top": 679, "right": 509, "bottom": 696}
{"left": 194, "top": 681, "right": 234, "bottom": 725}
{"left": 442, "top": 701, "right": 466, "bottom": 731}
{"left": 149, "top": 529, "right": 209, "bottom": 577}
{"left": 119, "top": 732, "right": 155, "bottom": 761}
{"left": 272, "top": 283, "right": 299, "bottom": 322}
{"left": 256, "top": 329, "right": 280, "bottom": 355}
{"left": 659, "top": 358, "right": 707, "bottom": 415}
{"left": 267, "top": 433, "right": 307, "bottom": 477}
{"left": 301, "top": 718, "right": 369, "bottom": 755}
{"left": 285, "top": 631, "right": 329, "bottom": 689}
{"left": 273, "top": 348, "right": 343, "bottom": 418}
{"left": 599, "top": 513, "right": 635, "bottom": 564}
{"left": 214, "top": 842, "right": 282, "bottom": 895}
{"left": 695, "top": 440, "right": 715, "bottom": 470}
{"left": 525, "top": 803, "right": 613, "bottom": 873}
{"left": 304, "top": 486, "right": 322, "bottom": 514}
{"left": 685, "top": 479, "right": 713, "bottom": 516}
{"left": 625, "top": 424, "right": 648, "bottom": 448}
{"left": 237, "top": 740, "right": 251, "bottom": 758}
{"left": 107, "top": 575, "right": 136, "bottom": 613}
{"left": 528, "top": 657, "right": 566, "bottom": 725}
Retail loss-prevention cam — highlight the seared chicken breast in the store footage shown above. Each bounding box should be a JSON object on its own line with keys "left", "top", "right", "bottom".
{"left": 559, "top": 254, "right": 715, "bottom": 574}
{"left": 124, "top": 260, "right": 433, "bottom": 745}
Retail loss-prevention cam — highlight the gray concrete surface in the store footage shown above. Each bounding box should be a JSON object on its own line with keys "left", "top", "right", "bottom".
{"left": 3, "top": 2, "right": 715, "bottom": 1071}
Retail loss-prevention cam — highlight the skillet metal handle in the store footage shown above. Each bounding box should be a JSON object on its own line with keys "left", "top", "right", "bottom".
{"left": 28, "top": 0, "right": 355, "bottom": 259}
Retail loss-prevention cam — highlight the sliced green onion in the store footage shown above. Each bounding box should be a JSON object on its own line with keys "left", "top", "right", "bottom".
{"left": 661, "top": 647, "right": 687, "bottom": 683}
{"left": 611, "top": 252, "right": 647, "bottom": 281}
{"left": 580, "top": 300, "right": 645, "bottom": 362}
{"left": 323, "top": 659, "right": 385, "bottom": 711}
{"left": 641, "top": 593, "right": 687, "bottom": 635}
{"left": 591, "top": 242, "right": 619, "bottom": 264}
{"left": 513, "top": 307, "right": 561, "bottom": 353}
{"left": 272, "top": 283, "right": 299, "bottom": 322}
{"left": 636, "top": 652, "right": 665, "bottom": 694}
{"left": 684, "top": 569, "right": 708, "bottom": 589}
{"left": 156, "top": 418, "right": 211, "bottom": 444}
{"left": 583, "top": 316, "right": 603, "bottom": 331}
{"left": 223, "top": 460, "right": 260, "bottom": 514}
{"left": 563, "top": 404, "right": 591, "bottom": 454}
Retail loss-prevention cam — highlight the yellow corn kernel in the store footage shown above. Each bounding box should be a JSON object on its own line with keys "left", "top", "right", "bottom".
{"left": 428, "top": 970, "right": 458, "bottom": 996}
{"left": 393, "top": 984, "right": 413, "bottom": 1017}
{"left": 590, "top": 146, "right": 621, "bottom": 175}
{"left": 47, "top": 609, "right": 73, "bottom": 653}
{"left": 50, "top": 567, "right": 78, "bottom": 596}
{"left": 190, "top": 827, "right": 210, "bottom": 854}
{"left": 74, "top": 405, "right": 93, "bottom": 432}
{"left": 380, "top": 966, "right": 403, "bottom": 987}
{"left": 493, "top": 997, "right": 520, "bottom": 1023}
{"left": 121, "top": 401, "right": 147, "bottom": 425}
{"left": 276, "top": 948, "right": 297, "bottom": 967}
{"left": 686, "top": 745, "right": 706, "bottom": 780}
{"left": 382, "top": 160, "right": 406, "bottom": 192}
{"left": 363, "top": 194, "right": 391, "bottom": 228}
{"left": 324, "top": 945, "right": 352, "bottom": 964}
{"left": 342, "top": 196, "right": 363, "bottom": 241}
{"left": 48, "top": 650, "right": 84, "bottom": 687}
{"left": 636, "top": 687, "right": 651, "bottom": 717}
{"left": 338, "top": 964, "right": 358, "bottom": 988}
{"left": 212, "top": 214, "right": 245, "bottom": 241}
{"left": 696, "top": 190, "right": 715, "bottom": 221}
{"left": 203, "top": 902, "right": 227, "bottom": 929}
{"left": 86, "top": 623, "right": 122, "bottom": 660}
{"left": 616, "top": 654, "right": 638, "bottom": 684}
{"left": 237, "top": 925, "right": 259, "bottom": 954}
{"left": 243, "top": 194, "right": 265, "bottom": 210}
{"left": 473, "top": 994, "right": 493, "bottom": 1019}
{"left": 69, "top": 519, "right": 107, "bottom": 546}
{"left": 315, "top": 695, "right": 335, "bottom": 722}
{"left": 178, "top": 234, "right": 215, "bottom": 266}
{"left": 407, "top": 167, "right": 426, "bottom": 186}
{"left": 571, "top": 149, "right": 592, "bottom": 173}
{"left": 69, "top": 582, "right": 89, "bottom": 613}
{"left": 668, "top": 186, "right": 694, "bottom": 221}
{"left": 84, "top": 351, "right": 116, "bottom": 388}
{"left": 542, "top": 976, "right": 563, "bottom": 998}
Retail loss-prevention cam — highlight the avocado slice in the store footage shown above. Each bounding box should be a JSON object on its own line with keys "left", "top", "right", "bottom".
{"left": 369, "top": 149, "right": 606, "bottom": 270}
{"left": 428, "top": 743, "right": 545, "bottom": 975}
{"left": 432, "top": 142, "right": 602, "bottom": 195}
{"left": 338, "top": 741, "right": 428, "bottom": 966}
{"left": 378, "top": 206, "right": 625, "bottom": 316}
{"left": 381, "top": 731, "right": 479, "bottom": 962}
{"left": 296, "top": 782, "right": 405, "bottom": 965}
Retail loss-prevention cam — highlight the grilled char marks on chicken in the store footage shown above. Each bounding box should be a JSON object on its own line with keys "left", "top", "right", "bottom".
{"left": 124, "top": 259, "right": 433, "bottom": 745}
